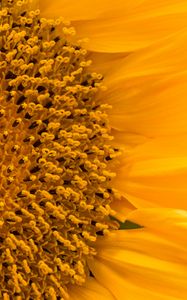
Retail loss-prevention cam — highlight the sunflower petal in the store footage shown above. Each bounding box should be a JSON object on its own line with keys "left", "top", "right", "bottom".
{"left": 111, "top": 196, "right": 136, "bottom": 222}
{"left": 39, "top": 0, "right": 130, "bottom": 21}
{"left": 100, "top": 29, "right": 187, "bottom": 137}
{"left": 89, "top": 209, "right": 187, "bottom": 299}
{"left": 128, "top": 208, "right": 187, "bottom": 246}
{"left": 104, "top": 29, "right": 187, "bottom": 82}
{"left": 39, "top": 0, "right": 187, "bottom": 52}
{"left": 114, "top": 135, "right": 187, "bottom": 209}
{"left": 107, "top": 72, "right": 187, "bottom": 138}
{"left": 69, "top": 277, "right": 115, "bottom": 300}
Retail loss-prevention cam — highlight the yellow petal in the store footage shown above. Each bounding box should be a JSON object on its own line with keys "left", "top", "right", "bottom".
{"left": 89, "top": 209, "right": 187, "bottom": 299}
{"left": 128, "top": 208, "right": 187, "bottom": 247}
{"left": 39, "top": 0, "right": 129, "bottom": 21}
{"left": 110, "top": 128, "right": 149, "bottom": 150}
{"left": 97, "top": 30, "right": 187, "bottom": 141}
{"left": 114, "top": 136, "right": 187, "bottom": 209}
{"left": 73, "top": 1, "right": 187, "bottom": 53}
{"left": 69, "top": 277, "right": 114, "bottom": 300}
{"left": 107, "top": 72, "right": 187, "bottom": 138}
{"left": 40, "top": 0, "right": 187, "bottom": 52}
{"left": 88, "top": 52, "right": 127, "bottom": 77}
{"left": 111, "top": 196, "right": 136, "bottom": 222}
{"left": 105, "top": 29, "right": 187, "bottom": 82}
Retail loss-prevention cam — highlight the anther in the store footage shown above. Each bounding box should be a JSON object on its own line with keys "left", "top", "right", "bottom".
{"left": 15, "top": 103, "right": 22, "bottom": 112}
{"left": 24, "top": 112, "right": 32, "bottom": 119}
{"left": 11, "top": 145, "right": 20, "bottom": 152}
{"left": 17, "top": 95, "right": 26, "bottom": 105}
{"left": 37, "top": 86, "right": 46, "bottom": 93}
{"left": 35, "top": 72, "right": 41, "bottom": 77}
{"left": 50, "top": 26, "right": 55, "bottom": 32}
{"left": 3, "top": 131, "right": 8, "bottom": 139}
{"left": 6, "top": 85, "right": 13, "bottom": 92}
{"left": 44, "top": 101, "right": 53, "bottom": 109}
{"left": 12, "top": 118, "right": 22, "bottom": 127}
{"left": 21, "top": 11, "right": 27, "bottom": 17}
{"left": 33, "top": 139, "right": 42, "bottom": 147}
{"left": 18, "top": 156, "right": 28, "bottom": 164}
{"left": 23, "top": 136, "right": 35, "bottom": 143}
{"left": 5, "top": 71, "right": 17, "bottom": 80}
{"left": 30, "top": 166, "right": 40, "bottom": 174}
{"left": 6, "top": 94, "right": 12, "bottom": 102}
{"left": 28, "top": 121, "right": 39, "bottom": 129}
{"left": 54, "top": 36, "right": 60, "bottom": 43}
{"left": 0, "top": 109, "right": 5, "bottom": 117}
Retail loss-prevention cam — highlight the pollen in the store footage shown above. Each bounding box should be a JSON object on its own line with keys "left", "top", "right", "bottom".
{"left": 0, "top": 1, "right": 120, "bottom": 299}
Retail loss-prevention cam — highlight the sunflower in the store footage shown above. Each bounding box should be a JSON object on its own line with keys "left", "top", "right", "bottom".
{"left": 1, "top": 0, "right": 187, "bottom": 299}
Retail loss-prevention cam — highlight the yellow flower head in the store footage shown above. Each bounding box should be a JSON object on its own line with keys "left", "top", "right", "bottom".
{"left": 1, "top": 0, "right": 187, "bottom": 300}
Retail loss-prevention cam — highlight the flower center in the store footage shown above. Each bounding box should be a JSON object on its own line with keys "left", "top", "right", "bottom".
{"left": 0, "top": 1, "right": 120, "bottom": 299}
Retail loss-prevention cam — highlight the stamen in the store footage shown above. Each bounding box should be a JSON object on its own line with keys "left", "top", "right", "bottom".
{"left": 0, "top": 0, "right": 120, "bottom": 299}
